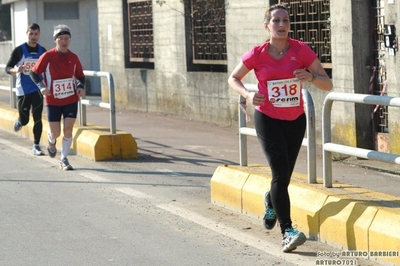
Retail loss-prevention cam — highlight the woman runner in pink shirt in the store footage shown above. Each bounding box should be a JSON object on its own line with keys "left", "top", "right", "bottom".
{"left": 228, "top": 3, "right": 332, "bottom": 253}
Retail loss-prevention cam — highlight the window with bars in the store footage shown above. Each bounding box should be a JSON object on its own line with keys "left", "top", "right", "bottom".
{"left": 279, "top": 0, "right": 332, "bottom": 75}
{"left": 184, "top": 0, "right": 227, "bottom": 72}
{"left": 44, "top": 2, "right": 79, "bottom": 20}
{"left": 124, "top": 0, "right": 154, "bottom": 68}
{"left": 372, "top": 1, "right": 389, "bottom": 134}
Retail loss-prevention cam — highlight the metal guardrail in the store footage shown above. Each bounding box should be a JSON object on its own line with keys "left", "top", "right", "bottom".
{"left": 239, "top": 83, "right": 317, "bottom": 183}
{"left": 0, "top": 64, "right": 17, "bottom": 108}
{"left": 0, "top": 64, "right": 116, "bottom": 134}
{"left": 322, "top": 92, "right": 400, "bottom": 188}
{"left": 80, "top": 70, "right": 116, "bottom": 134}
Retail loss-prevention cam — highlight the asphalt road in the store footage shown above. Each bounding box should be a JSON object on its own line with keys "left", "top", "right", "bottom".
{"left": 0, "top": 82, "right": 395, "bottom": 265}
{"left": 0, "top": 128, "right": 383, "bottom": 266}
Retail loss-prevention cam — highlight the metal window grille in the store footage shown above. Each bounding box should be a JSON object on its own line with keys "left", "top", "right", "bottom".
{"left": 127, "top": 0, "right": 154, "bottom": 62}
{"left": 189, "top": 0, "right": 227, "bottom": 65}
{"left": 279, "top": 0, "right": 332, "bottom": 69}
{"left": 372, "top": 1, "right": 388, "bottom": 133}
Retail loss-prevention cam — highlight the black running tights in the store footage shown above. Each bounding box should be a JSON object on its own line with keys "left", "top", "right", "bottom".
{"left": 254, "top": 110, "right": 306, "bottom": 234}
{"left": 17, "top": 91, "right": 43, "bottom": 145}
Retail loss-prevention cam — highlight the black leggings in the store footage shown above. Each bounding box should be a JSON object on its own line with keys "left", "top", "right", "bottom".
{"left": 17, "top": 91, "right": 44, "bottom": 145}
{"left": 254, "top": 110, "right": 306, "bottom": 234}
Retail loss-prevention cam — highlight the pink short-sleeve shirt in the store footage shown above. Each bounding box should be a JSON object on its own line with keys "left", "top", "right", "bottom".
{"left": 242, "top": 38, "right": 317, "bottom": 121}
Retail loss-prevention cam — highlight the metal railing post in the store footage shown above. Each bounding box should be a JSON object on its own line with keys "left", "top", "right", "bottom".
{"left": 0, "top": 65, "right": 116, "bottom": 134}
{"left": 9, "top": 75, "right": 16, "bottom": 108}
{"left": 239, "top": 94, "right": 248, "bottom": 166}
{"left": 322, "top": 92, "right": 400, "bottom": 188}
{"left": 78, "top": 96, "right": 87, "bottom": 126}
{"left": 322, "top": 97, "right": 334, "bottom": 188}
{"left": 108, "top": 72, "right": 116, "bottom": 134}
{"left": 239, "top": 84, "right": 316, "bottom": 183}
{"left": 302, "top": 89, "right": 317, "bottom": 183}
{"left": 82, "top": 70, "right": 116, "bottom": 134}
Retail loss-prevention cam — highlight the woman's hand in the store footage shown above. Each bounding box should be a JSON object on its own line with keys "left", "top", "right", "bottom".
{"left": 293, "top": 69, "right": 313, "bottom": 82}
{"left": 247, "top": 91, "right": 266, "bottom": 106}
{"left": 294, "top": 60, "right": 333, "bottom": 91}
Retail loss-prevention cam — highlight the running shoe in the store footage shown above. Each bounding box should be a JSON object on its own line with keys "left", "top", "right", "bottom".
{"left": 60, "top": 157, "right": 73, "bottom": 171}
{"left": 47, "top": 140, "right": 57, "bottom": 158}
{"left": 282, "top": 227, "right": 306, "bottom": 253}
{"left": 262, "top": 191, "right": 277, "bottom": 230}
{"left": 32, "top": 145, "right": 45, "bottom": 156}
{"left": 14, "top": 119, "right": 22, "bottom": 132}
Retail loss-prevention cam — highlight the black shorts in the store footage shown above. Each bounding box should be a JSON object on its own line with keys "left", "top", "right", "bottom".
{"left": 47, "top": 102, "right": 78, "bottom": 122}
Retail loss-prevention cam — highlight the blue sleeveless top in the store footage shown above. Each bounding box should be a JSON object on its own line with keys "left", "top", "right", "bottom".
{"left": 15, "top": 43, "right": 44, "bottom": 96}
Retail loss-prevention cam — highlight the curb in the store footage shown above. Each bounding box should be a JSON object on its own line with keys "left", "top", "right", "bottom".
{"left": 210, "top": 164, "right": 400, "bottom": 266}
{"left": 0, "top": 103, "right": 138, "bottom": 161}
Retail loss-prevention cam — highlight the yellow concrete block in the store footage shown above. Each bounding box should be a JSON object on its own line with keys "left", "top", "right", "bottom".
{"left": 75, "top": 129, "right": 104, "bottom": 160}
{"left": 319, "top": 196, "right": 377, "bottom": 251}
{"left": 369, "top": 207, "right": 400, "bottom": 266}
{"left": 0, "top": 107, "right": 18, "bottom": 131}
{"left": 210, "top": 165, "right": 249, "bottom": 212}
{"left": 75, "top": 128, "right": 137, "bottom": 161}
{"left": 241, "top": 172, "right": 270, "bottom": 218}
{"left": 101, "top": 133, "right": 137, "bottom": 160}
{"left": 120, "top": 133, "right": 138, "bottom": 158}
{"left": 210, "top": 163, "right": 400, "bottom": 266}
{"left": 288, "top": 183, "right": 329, "bottom": 239}
{"left": 0, "top": 104, "right": 137, "bottom": 161}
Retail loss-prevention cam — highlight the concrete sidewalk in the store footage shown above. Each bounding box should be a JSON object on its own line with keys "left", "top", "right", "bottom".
{"left": 0, "top": 92, "right": 399, "bottom": 265}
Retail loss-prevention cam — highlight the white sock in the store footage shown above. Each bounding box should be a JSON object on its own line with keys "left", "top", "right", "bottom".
{"left": 48, "top": 132, "right": 56, "bottom": 144}
{"left": 60, "top": 137, "right": 72, "bottom": 160}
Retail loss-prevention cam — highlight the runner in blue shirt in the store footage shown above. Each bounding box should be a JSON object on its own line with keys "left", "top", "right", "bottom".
{"left": 5, "top": 23, "right": 47, "bottom": 156}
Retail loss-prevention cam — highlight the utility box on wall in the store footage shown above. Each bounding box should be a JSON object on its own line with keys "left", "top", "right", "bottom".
{"left": 384, "top": 24, "right": 397, "bottom": 55}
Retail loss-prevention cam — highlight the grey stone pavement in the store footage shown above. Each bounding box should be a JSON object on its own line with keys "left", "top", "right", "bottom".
{"left": 82, "top": 96, "right": 400, "bottom": 198}
{"left": 0, "top": 88, "right": 399, "bottom": 198}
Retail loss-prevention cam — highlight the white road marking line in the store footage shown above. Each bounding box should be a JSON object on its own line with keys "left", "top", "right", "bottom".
{"left": 0, "top": 135, "right": 321, "bottom": 265}
{"left": 157, "top": 203, "right": 314, "bottom": 266}
{"left": 0, "top": 137, "right": 56, "bottom": 164}
{"left": 79, "top": 172, "right": 110, "bottom": 182}
{"left": 156, "top": 168, "right": 184, "bottom": 176}
{"left": 115, "top": 187, "right": 154, "bottom": 199}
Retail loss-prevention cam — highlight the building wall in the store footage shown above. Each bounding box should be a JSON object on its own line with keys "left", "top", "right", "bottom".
{"left": 226, "top": 0, "right": 332, "bottom": 136}
{"left": 97, "top": 0, "right": 335, "bottom": 132}
{"left": 13, "top": 1, "right": 29, "bottom": 46}
{"left": 98, "top": 0, "right": 233, "bottom": 126}
{"left": 97, "top": 1, "right": 129, "bottom": 106}
{"left": 4, "top": 0, "right": 96, "bottom": 73}
{"left": 3, "top": 0, "right": 400, "bottom": 151}
{"left": 96, "top": 0, "right": 400, "bottom": 151}
{"left": 3, "top": 0, "right": 99, "bottom": 94}
{"left": 385, "top": 0, "right": 400, "bottom": 154}
{"left": 30, "top": 0, "right": 96, "bottom": 71}
{"left": 0, "top": 41, "right": 13, "bottom": 65}
{"left": 225, "top": 0, "right": 270, "bottom": 130}
{"left": 329, "top": 1, "right": 358, "bottom": 147}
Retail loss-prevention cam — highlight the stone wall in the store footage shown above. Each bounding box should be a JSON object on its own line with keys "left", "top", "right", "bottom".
{"left": 0, "top": 41, "right": 12, "bottom": 83}
{"left": 97, "top": 0, "right": 400, "bottom": 152}
{"left": 97, "top": 0, "right": 234, "bottom": 126}
{"left": 97, "top": 0, "right": 338, "bottom": 133}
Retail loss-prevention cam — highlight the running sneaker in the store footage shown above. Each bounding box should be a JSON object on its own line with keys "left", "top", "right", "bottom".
{"left": 47, "top": 140, "right": 57, "bottom": 158}
{"left": 282, "top": 227, "right": 306, "bottom": 253}
{"left": 262, "top": 191, "right": 277, "bottom": 230}
{"left": 60, "top": 158, "right": 73, "bottom": 171}
{"left": 32, "top": 145, "right": 45, "bottom": 156}
{"left": 14, "top": 119, "right": 22, "bottom": 132}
